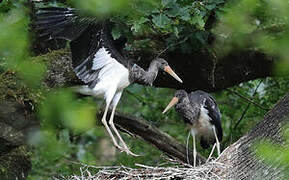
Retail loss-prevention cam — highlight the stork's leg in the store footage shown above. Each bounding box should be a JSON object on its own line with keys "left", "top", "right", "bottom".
{"left": 206, "top": 143, "right": 216, "bottom": 163}
{"left": 101, "top": 102, "right": 123, "bottom": 150}
{"left": 186, "top": 131, "right": 191, "bottom": 164}
{"left": 192, "top": 131, "right": 197, "bottom": 167}
{"left": 213, "top": 126, "right": 221, "bottom": 156}
{"left": 109, "top": 91, "right": 139, "bottom": 156}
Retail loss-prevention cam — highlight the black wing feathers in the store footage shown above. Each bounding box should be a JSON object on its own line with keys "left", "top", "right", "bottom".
{"left": 204, "top": 96, "right": 223, "bottom": 141}
{"left": 35, "top": 7, "right": 90, "bottom": 41}
{"left": 70, "top": 25, "right": 103, "bottom": 87}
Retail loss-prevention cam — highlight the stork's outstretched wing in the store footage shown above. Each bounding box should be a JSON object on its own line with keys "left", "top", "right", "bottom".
{"left": 35, "top": 7, "right": 129, "bottom": 88}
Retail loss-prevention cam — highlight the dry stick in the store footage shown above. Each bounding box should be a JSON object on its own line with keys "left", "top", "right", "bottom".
{"left": 156, "top": 37, "right": 189, "bottom": 58}
{"left": 223, "top": 80, "right": 264, "bottom": 145}
{"left": 64, "top": 161, "right": 228, "bottom": 180}
{"left": 233, "top": 79, "right": 263, "bottom": 130}
{"left": 226, "top": 87, "right": 269, "bottom": 111}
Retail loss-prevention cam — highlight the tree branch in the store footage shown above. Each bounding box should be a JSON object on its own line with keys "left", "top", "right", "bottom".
{"left": 233, "top": 80, "right": 263, "bottom": 130}
{"left": 39, "top": 48, "right": 275, "bottom": 93}
{"left": 227, "top": 87, "right": 269, "bottom": 111}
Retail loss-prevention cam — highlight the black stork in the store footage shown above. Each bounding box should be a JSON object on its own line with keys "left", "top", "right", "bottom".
{"left": 162, "top": 90, "right": 222, "bottom": 166}
{"left": 35, "top": 7, "right": 183, "bottom": 156}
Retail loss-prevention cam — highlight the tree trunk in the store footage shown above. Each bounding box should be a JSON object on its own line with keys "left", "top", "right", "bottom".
{"left": 216, "top": 93, "right": 289, "bottom": 179}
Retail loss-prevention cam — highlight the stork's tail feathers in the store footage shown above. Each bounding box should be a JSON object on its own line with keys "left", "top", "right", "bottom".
{"left": 34, "top": 7, "right": 88, "bottom": 41}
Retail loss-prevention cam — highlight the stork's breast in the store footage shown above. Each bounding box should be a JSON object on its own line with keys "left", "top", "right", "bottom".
{"left": 191, "top": 106, "right": 214, "bottom": 138}
{"left": 117, "top": 68, "right": 130, "bottom": 90}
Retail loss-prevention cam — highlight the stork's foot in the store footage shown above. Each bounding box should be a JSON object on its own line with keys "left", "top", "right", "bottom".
{"left": 115, "top": 144, "right": 127, "bottom": 152}
{"left": 121, "top": 146, "right": 140, "bottom": 156}
{"left": 125, "top": 149, "right": 140, "bottom": 157}
{"left": 114, "top": 144, "right": 140, "bottom": 156}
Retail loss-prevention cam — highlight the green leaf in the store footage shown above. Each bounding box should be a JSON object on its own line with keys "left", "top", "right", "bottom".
{"left": 178, "top": 7, "right": 191, "bottom": 21}
{"left": 131, "top": 17, "right": 149, "bottom": 33}
{"left": 191, "top": 15, "right": 205, "bottom": 29}
{"left": 152, "top": 13, "right": 171, "bottom": 28}
{"left": 17, "top": 60, "right": 46, "bottom": 88}
{"left": 206, "top": 4, "right": 216, "bottom": 10}
{"left": 70, "top": 0, "right": 130, "bottom": 17}
{"left": 195, "top": 31, "right": 208, "bottom": 45}
{"left": 167, "top": 5, "right": 181, "bottom": 17}
{"left": 132, "top": 0, "right": 160, "bottom": 15}
{"left": 161, "top": 0, "right": 177, "bottom": 7}
{"left": 40, "top": 90, "right": 96, "bottom": 133}
{"left": 173, "top": 26, "right": 179, "bottom": 38}
{"left": 111, "top": 27, "right": 122, "bottom": 40}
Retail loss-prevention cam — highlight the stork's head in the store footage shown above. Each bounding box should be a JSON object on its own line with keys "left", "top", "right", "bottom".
{"left": 153, "top": 58, "right": 183, "bottom": 83}
{"left": 162, "top": 89, "right": 188, "bottom": 114}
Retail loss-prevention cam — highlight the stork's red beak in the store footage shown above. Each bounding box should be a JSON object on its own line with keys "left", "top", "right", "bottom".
{"left": 162, "top": 97, "right": 179, "bottom": 114}
{"left": 164, "top": 66, "right": 183, "bottom": 83}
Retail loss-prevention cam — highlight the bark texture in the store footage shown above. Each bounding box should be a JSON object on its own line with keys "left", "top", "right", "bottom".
{"left": 216, "top": 93, "right": 289, "bottom": 179}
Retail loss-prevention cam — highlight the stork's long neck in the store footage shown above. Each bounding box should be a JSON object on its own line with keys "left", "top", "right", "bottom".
{"left": 146, "top": 61, "right": 159, "bottom": 83}
{"left": 130, "top": 61, "right": 159, "bottom": 86}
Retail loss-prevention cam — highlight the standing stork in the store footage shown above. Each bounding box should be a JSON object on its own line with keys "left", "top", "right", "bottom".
{"left": 162, "top": 90, "right": 222, "bottom": 166}
{"left": 35, "top": 7, "right": 183, "bottom": 156}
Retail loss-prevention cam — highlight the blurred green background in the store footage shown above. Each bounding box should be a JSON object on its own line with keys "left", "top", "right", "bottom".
{"left": 1, "top": 0, "right": 289, "bottom": 179}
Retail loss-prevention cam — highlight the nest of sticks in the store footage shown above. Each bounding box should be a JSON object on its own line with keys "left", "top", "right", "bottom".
{"left": 55, "top": 160, "right": 228, "bottom": 180}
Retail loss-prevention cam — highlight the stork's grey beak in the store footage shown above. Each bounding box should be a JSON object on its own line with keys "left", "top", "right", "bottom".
{"left": 162, "top": 97, "right": 179, "bottom": 114}
{"left": 164, "top": 66, "right": 183, "bottom": 83}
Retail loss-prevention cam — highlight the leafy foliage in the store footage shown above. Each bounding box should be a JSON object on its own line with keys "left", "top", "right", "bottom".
{"left": 213, "top": 0, "right": 289, "bottom": 74}
{"left": 68, "top": 0, "right": 225, "bottom": 55}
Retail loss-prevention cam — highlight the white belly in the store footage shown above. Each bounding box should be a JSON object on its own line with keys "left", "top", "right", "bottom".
{"left": 116, "top": 69, "right": 130, "bottom": 91}
{"left": 92, "top": 65, "right": 130, "bottom": 95}
{"left": 190, "top": 106, "right": 214, "bottom": 138}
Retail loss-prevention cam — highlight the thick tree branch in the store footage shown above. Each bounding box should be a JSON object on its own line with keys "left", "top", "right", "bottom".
{"left": 39, "top": 48, "right": 275, "bottom": 93}
{"left": 154, "top": 50, "right": 274, "bottom": 92}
